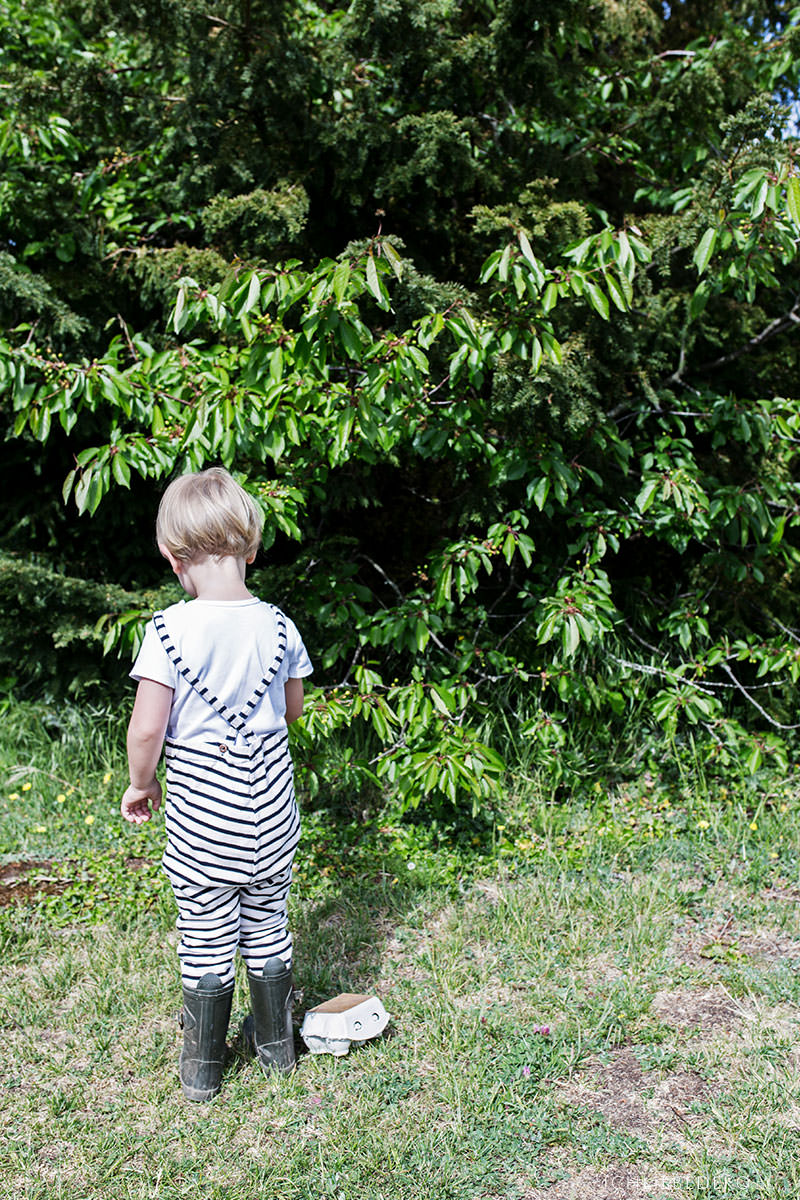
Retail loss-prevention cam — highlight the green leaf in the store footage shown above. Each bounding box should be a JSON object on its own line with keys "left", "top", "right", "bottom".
{"left": 35, "top": 405, "right": 51, "bottom": 443}
{"left": 540, "top": 328, "right": 562, "bottom": 364}
{"left": 542, "top": 282, "right": 559, "bottom": 313}
{"left": 734, "top": 167, "right": 766, "bottom": 206}
{"left": 518, "top": 229, "right": 535, "bottom": 265}
{"left": 74, "top": 469, "right": 94, "bottom": 514}
{"left": 751, "top": 177, "right": 769, "bottom": 218}
{"left": 339, "top": 320, "right": 362, "bottom": 359}
{"left": 617, "top": 229, "right": 632, "bottom": 271}
{"left": 382, "top": 240, "right": 403, "bottom": 279}
{"left": 518, "top": 231, "right": 544, "bottom": 288}
{"left": 62, "top": 469, "right": 76, "bottom": 504}
{"left": 111, "top": 452, "right": 131, "bottom": 488}
{"left": 693, "top": 228, "right": 717, "bottom": 275}
{"left": 173, "top": 286, "right": 187, "bottom": 334}
{"left": 617, "top": 270, "right": 633, "bottom": 305}
{"left": 787, "top": 175, "right": 800, "bottom": 230}
{"left": 636, "top": 479, "right": 658, "bottom": 512}
{"left": 328, "top": 410, "right": 354, "bottom": 464}
{"left": 584, "top": 280, "right": 609, "bottom": 320}
{"left": 563, "top": 616, "right": 580, "bottom": 657}
{"left": 479, "top": 249, "right": 502, "bottom": 283}
{"left": 517, "top": 532, "right": 534, "bottom": 566}
{"left": 365, "top": 254, "right": 382, "bottom": 304}
{"left": 605, "top": 273, "right": 627, "bottom": 312}
{"left": 689, "top": 279, "right": 711, "bottom": 319}
{"left": 242, "top": 272, "right": 261, "bottom": 314}
{"left": 333, "top": 261, "right": 351, "bottom": 303}
{"left": 430, "top": 684, "right": 456, "bottom": 714}
{"left": 530, "top": 476, "right": 550, "bottom": 511}
{"left": 433, "top": 565, "right": 453, "bottom": 608}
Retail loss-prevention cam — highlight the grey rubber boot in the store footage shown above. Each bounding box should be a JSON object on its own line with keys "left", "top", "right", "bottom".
{"left": 179, "top": 972, "right": 234, "bottom": 1102}
{"left": 244, "top": 956, "right": 296, "bottom": 1074}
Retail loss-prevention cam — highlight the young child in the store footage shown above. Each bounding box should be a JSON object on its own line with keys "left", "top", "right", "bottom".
{"left": 121, "top": 467, "right": 313, "bottom": 1102}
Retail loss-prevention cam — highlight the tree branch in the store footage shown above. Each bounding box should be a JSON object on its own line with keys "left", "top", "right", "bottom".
{"left": 719, "top": 662, "right": 800, "bottom": 730}
{"left": 696, "top": 295, "right": 800, "bottom": 373}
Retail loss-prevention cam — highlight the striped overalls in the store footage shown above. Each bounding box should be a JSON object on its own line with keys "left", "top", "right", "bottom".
{"left": 154, "top": 608, "right": 301, "bottom": 988}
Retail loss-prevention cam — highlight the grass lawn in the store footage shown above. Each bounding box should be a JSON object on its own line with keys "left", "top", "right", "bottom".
{"left": 2, "top": 701, "right": 800, "bottom": 1199}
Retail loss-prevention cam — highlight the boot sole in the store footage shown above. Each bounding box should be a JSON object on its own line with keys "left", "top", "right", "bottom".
{"left": 181, "top": 1083, "right": 221, "bottom": 1102}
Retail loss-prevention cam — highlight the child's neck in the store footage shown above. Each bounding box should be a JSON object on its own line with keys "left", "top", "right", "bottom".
{"left": 177, "top": 554, "right": 253, "bottom": 602}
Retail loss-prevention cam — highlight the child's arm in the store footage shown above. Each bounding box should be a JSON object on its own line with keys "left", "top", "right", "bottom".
{"left": 121, "top": 678, "right": 173, "bottom": 824}
{"left": 284, "top": 677, "right": 304, "bottom": 725}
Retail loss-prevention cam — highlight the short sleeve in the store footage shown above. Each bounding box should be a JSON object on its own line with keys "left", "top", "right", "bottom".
{"left": 284, "top": 615, "right": 313, "bottom": 678}
{"left": 130, "top": 619, "right": 178, "bottom": 690}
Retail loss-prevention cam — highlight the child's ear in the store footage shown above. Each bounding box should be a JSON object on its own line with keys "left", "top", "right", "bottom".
{"left": 246, "top": 551, "right": 257, "bottom": 565}
{"left": 159, "top": 543, "right": 181, "bottom": 573}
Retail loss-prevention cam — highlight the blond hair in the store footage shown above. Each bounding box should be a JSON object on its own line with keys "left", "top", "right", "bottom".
{"left": 156, "top": 468, "right": 263, "bottom": 562}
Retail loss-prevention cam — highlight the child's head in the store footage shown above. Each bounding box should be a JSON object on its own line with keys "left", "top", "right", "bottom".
{"left": 156, "top": 468, "right": 263, "bottom": 563}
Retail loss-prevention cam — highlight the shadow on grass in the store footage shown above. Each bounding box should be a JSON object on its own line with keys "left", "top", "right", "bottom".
{"left": 292, "top": 872, "right": 433, "bottom": 1007}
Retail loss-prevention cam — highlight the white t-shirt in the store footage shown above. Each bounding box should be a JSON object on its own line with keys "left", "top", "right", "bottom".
{"left": 130, "top": 598, "right": 313, "bottom": 744}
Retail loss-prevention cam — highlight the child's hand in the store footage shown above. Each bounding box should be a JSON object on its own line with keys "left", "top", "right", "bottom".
{"left": 121, "top": 781, "right": 162, "bottom": 825}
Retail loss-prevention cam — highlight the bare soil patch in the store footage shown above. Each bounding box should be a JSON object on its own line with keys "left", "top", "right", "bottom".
{"left": 733, "top": 930, "right": 800, "bottom": 963}
{"left": 557, "top": 1048, "right": 650, "bottom": 1133}
{"left": 670, "top": 914, "right": 800, "bottom": 970}
{"left": 577, "top": 951, "right": 627, "bottom": 983}
{"left": 0, "top": 860, "right": 68, "bottom": 904}
{"left": 525, "top": 1161, "right": 679, "bottom": 1199}
{"left": 556, "top": 1048, "right": 709, "bottom": 1137}
{"left": 0, "top": 856, "right": 156, "bottom": 907}
{"left": 651, "top": 986, "right": 742, "bottom": 1033}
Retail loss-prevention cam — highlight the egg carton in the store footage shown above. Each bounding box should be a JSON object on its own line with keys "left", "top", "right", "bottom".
{"left": 300, "top": 993, "right": 389, "bottom": 1056}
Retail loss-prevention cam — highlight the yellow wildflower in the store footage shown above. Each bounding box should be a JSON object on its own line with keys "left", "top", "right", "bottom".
{"left": 21, "top": 782, "right": 32, "bottom": 792}
{"left": 34, "top": 825, "right": 46, "bottom": 834}
{"left": 697, "top": 820, "right": 710, "bottom": 830}
{"left": 103, "top": 772, "right": 112, "bottom": 784}
{"left": 85, "top": 815, "right": 95, "bottom": 826}
{"left": 750, "top": 821, "right": 758, "bottom": 831}
{"left": 8, "top": 793, "right": 19, "bottom": 801}
{"left": 56, "top": 794, "right": 66, "bottom": 804}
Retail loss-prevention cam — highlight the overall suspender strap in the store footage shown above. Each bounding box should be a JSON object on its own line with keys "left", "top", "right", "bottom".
{"left": 153, "top": 606, "right": 288, "bottom": 742}
{"left": 239, "top": 611, "right": 287, "bottom": 720}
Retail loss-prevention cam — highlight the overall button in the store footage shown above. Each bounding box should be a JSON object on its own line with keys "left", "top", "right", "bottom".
{"left": 218, "top": 744, "right": 228, "bottom": 755}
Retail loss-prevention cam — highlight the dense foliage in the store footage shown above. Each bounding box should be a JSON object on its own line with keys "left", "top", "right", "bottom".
{"left": 3, "top": 0, "right": 800, "bottom": 807}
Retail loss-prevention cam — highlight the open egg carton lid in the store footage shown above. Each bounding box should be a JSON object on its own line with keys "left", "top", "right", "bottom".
{"left": 300, "top": 993, "right": 390, "bottom": 1056}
